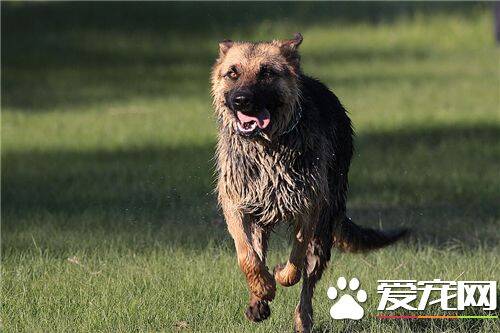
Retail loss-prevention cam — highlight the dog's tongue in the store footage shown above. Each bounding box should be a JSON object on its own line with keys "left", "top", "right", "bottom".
{"left": 237, "top": 110, "right": 271, "bottom": 129}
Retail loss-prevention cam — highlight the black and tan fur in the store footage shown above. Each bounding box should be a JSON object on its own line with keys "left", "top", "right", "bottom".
{"left": 211, "top": 33, "right": 407, "bottom": 332}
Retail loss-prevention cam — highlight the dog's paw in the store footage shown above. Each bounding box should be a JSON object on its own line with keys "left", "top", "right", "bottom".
{"left": 274, "top": 263, "right": 302, "bottom": 287}
{"left": 245, "top": 299, "right": 271, "bottom": 322}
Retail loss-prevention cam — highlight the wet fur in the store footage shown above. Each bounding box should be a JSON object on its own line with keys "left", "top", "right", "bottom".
{"left": 211, "top": 34, "right": 407, "bottom": 332}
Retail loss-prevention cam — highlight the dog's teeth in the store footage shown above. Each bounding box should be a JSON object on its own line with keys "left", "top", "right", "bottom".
{"left": 237, "top": 120, "right": 258, "bottom": 133}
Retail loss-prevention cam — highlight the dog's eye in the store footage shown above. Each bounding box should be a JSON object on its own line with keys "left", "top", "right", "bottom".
{"left": 225, "top": 66, "right": 239, "bottom": 80}
{"left": 259, "top": 66, "right": 278, "bottom": 80}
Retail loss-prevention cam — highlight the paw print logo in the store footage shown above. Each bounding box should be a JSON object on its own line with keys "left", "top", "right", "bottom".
{"left": 327, "top": 277, "right": 367, "bottom": 320}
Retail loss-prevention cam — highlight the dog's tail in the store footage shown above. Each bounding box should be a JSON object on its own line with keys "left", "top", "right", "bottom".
{"left": 333, "top": 217, "right": 408, "bottom": 253}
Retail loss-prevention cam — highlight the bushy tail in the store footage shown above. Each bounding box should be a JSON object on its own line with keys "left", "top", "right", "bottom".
{"left": 333, "top": 217, "right": 408, "bottom": 253}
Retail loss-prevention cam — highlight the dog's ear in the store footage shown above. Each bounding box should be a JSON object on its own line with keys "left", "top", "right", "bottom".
{"left": 279, "top": 33, "right": 303, "bottom": 69}
{"left": 218, "top": 40, "right": 234, "bottom": 57}
{"left": 280, "top": 32, "right": 303, "bottom": 52}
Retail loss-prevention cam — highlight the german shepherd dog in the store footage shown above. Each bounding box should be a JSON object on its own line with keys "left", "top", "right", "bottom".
{"left": 211, "top": 33, "right": 407, "bottom": 332}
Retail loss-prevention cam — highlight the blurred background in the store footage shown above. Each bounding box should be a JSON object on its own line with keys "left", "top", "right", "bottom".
{"left": 2, "top": 2, "right": 499, "bottom": 332}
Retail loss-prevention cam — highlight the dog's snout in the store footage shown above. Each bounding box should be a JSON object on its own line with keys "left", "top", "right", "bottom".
{"left": 231, "top": 91, "right": 253, "bottom": 110}
{"left": 234, "top": 95, "right": 249, "bottom": 107}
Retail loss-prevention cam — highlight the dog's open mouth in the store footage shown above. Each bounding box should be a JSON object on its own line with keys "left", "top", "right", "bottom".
{"left": 236, "top": 110, "right": 271, "bottom": 136}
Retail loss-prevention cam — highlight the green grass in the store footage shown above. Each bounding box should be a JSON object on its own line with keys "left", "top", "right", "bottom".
{"left": 2, "top": 2, "right": 499, "bottom": 332}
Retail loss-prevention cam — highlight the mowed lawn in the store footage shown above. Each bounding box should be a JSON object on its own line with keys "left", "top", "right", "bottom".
{"left": 2, "top": 3, "right": 499, "bottom": 332}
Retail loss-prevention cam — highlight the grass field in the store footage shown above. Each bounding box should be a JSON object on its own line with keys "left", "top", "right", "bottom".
{"left": 2, "top": 2, "right": 499, "bottom": 332}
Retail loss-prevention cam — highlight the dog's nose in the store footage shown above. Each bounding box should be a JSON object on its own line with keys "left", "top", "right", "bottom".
{"left": 232, "top": 93, "right": 252, "bottom": 110}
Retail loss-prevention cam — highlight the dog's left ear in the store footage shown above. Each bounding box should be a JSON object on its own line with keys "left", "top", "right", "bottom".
{"left": 279, "top": 33, "right": 303, "bottom": 69}
{"left": 280, "top": 32, "right": 303, "bottom": 52}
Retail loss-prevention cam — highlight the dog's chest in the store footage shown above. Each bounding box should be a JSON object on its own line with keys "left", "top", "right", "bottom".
{"left": 217, "top": 138, "right": 325, "bottom": 225}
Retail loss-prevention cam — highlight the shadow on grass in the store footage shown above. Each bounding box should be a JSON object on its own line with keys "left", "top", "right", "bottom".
{"left": 3, "top": 2, "right": 484, "bottom": 36}
{"left": 1, "top": 2, "right": 489, "bottom": 111}
{"left": 2, "top": 124, "right": 499, "bottom": 253}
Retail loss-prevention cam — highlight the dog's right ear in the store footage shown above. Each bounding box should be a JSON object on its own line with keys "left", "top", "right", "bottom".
{"left": 219, "top": 40, "right": 234, "bottom": 57}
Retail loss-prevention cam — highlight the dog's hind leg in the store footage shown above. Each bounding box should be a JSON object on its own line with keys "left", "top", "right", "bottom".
{"left": 294, "top": 216, "right": 336, "bottom": 333}
{"left": 274, "top": 215, "right": 317, "bottom": 288}
{"left": 222, "top": 203, "right": 275, "bottom": 322}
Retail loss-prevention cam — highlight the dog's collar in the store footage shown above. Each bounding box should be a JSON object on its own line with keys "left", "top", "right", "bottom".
{"left": 280, "top": 103, "right": 302, "bottom": 136}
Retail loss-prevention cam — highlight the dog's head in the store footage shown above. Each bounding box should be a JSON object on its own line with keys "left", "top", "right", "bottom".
{"left": 211, "top": 33, "right": 303, "bottom": 140}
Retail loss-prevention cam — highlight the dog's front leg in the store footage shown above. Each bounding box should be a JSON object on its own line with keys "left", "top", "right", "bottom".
{"left": 222, "top": 204, "right": 275, "bottom": 322}
{"left": 274, "top": 216, "right": 316, "bottom": 287}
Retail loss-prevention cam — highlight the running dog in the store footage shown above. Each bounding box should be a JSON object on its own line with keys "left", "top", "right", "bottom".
{"left": 211, "top": 33, "right": 407, "bottom": 332}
